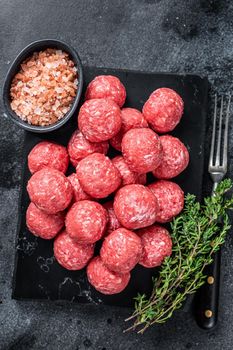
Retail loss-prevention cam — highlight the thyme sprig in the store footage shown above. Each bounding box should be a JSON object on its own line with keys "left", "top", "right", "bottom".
{"left": 125, "top": 179, "right": 233, "bottom": 334}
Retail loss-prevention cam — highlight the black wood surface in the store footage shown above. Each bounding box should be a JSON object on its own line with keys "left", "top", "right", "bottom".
{"left": 12, "top": 66, "right": 208, "bottom": 306}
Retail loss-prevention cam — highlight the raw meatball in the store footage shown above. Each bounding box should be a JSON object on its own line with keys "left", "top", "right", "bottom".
{"left": 85, "top": 75, "right": 126, "bottom": 107}
{"left": 67, "top": 173, "right": 90, "bottom": 202}
{"left": 27, "top": 167, "right": 73, "bottom": 214}
{"left": 113, "top": 184, "right": 158, "bottom": 230}
{"left": 142, "top": 87, "right": 184, "bottom": 133}
{"left": 137, "top": 225, "right": 172, "bottom": 268}
{"left": 65, "top": 200, "right": 108, "bottom": 244}
{"left": 148, "top": 180, "right": 184, "bottom": 223}
{"left": 152, "top": 135, "right": 189, "bottom": 179}
{"left": 67, "top": 130, "right": 109, "bottom": 167}
{"left": 112, "top": 155, "right": 145, "bottom": 186}
{"left": 28, "top": 141, "right": 69, "bottom": 174}
{"left": 122, "top": 128, "right": 162, "bottom": 173}
{"left": 26, "top": 202, "right": 64, "bottom": 239}
{"left": 76, "top": 153, "right": 121, "bottom": 198}
{"left": 110, "top": 108, "right": 148, "bottom": 151}
{"left": 87, "top": 256, "right": 130, "bottom": 295}
{"left": 100, "top": 228, "right": 142, "bottom": 273}
{"left": 103, "top": 201, "right": 121, "bottom": 236}
{"left": 78, "top": 98, "right": 122, "bottom": 142}
{"left": 54, "top": 230, "right": 94, "bottom": 270}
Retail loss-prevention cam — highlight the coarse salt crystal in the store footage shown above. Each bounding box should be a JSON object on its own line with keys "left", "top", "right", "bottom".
{"left": 62, "top": 76, "right": 68, "bottom": 82}
{"left": 34, "top": 107, "right": 41, "bottom": 115}
{"left": 55, "top": 87, "right": 63, "bottom": 94}
{"left": 62, "top": 107, "right": 68, "bottom": 114}
{"left": 55, "top": 100, "right": 60, "bottom": 108}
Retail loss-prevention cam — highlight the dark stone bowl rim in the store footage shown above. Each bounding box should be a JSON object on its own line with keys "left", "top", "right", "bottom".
{"left": 2, "top": 38, "right": 83, "bottom": 133}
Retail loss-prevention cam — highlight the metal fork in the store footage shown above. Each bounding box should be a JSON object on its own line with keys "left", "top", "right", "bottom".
{"left": 194, "top": 93, "right": 232, "bottom": 329}
{"left": 209, "top": 94, "right": 231, "bottom": 192}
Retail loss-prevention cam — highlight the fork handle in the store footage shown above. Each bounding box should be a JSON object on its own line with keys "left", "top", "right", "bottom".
{"left": 194, "top": 250, "right": 221, "bottom": 329}
{"left": 194, "top": 182, "right": 221, "bottom": 329}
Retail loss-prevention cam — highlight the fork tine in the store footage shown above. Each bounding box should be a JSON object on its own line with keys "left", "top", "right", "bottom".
{"left": 222, "top": 94, "right": 232, "bottom": 168}
{"left": 215, "top": 95, "right": 224, "bottom": 167}
{"left": 209, "top": 94, "right": 218, "bottom": 168}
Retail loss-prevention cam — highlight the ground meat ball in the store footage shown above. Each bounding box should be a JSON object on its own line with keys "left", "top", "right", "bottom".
{"left": 87, "top": 256, "right": 130, "bottom": 295}
{"left": 103, "top": 201, "right": 121, "bottom": 236}
{"left": 67, "top": 130, "right": 109, "bottom": 167}
{"left": 78, "top": 98, "right": 122, "bottom": 142}
{"left": 76, "top": 153, "right": 121, "bottom": 198}
{"left": 110, "top": 108, "right": 148, "bottom": 151}
{"left": 28, "top": 141, "right": 69, "bottom": 174}
{"left": 85, "top": 75, "right": 126, "bottom": 108}
{"left": 148, "top": 180, "right": 184, "bottom": 223}
{"left": 137, "top": 225, "right": 172, "bottom": 268}
{"left": 65, "top": 200, "right": 108, "bottom": 244}
{"left": 152, "top": 135, "right": 189, "bottom": 179}
{"left": 112, "top": 155, "right": 145, "bottom": 186}
{"left": 26, "top": 202, "right": 64, "bottom": 239}
{"left": 27, "top": 167, "right": 73, "bottom": 214}
{"left": 54, "top": 230, "right": 94, "bottom": 270}
{"left": 67, "top": 173, "right": 90, "bottom": 202}
{"left": 113, "top": 184, "right": 158, "bottom": 229}
{"left": 122, "top": 128, "right": 162, "bottom": 173}
{"left": 142, "top": 88, "right": 184, "bottom": 133}
{"left": 100, "top": 228, "right": 142, "bottom": 273}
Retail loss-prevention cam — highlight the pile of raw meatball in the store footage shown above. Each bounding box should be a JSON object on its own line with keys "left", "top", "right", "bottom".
{"left": 26, "top": 75, "right": 189, "bottom": 295}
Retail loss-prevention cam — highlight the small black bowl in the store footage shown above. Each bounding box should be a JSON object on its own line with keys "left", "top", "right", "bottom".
{"left": 2, "top": 39, "right": 83, "bottom": 133}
